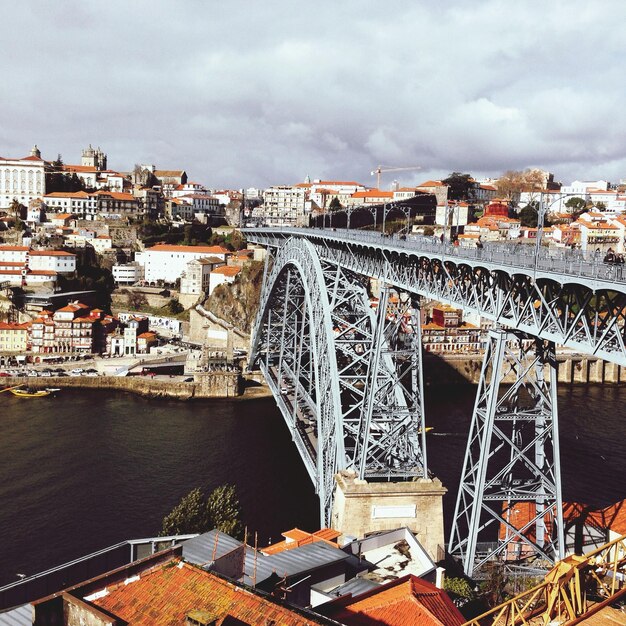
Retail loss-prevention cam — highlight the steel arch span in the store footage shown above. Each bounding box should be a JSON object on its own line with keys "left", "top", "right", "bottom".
{"left": 250, "top": 237, "right": 427, "bottom": 524}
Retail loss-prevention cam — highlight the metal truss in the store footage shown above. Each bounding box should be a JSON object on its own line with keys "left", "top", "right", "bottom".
{"left": 244, "top": 229, "right": 626, "bottom": 365}
{"left": 250, "top": 237, "right": 426, "bottom": 525}
{"left": 449, "top": 330, "right": 564, "bottom": 577}
{"left": 465, "top": 532, "right": 626, "bottom": 626}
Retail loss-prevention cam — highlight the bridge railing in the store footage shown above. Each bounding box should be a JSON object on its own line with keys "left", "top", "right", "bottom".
{"left": 248, "top": 227, "right": 626, "bottom": 285}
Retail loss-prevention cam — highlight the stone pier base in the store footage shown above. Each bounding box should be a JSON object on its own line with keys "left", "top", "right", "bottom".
{"left": 331, "top": 471, "right": 447, "bottom": 561}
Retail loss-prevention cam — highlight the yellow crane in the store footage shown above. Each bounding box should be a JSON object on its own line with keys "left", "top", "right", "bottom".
{"left": 463, "top": 532, "right": 626, "bottom": 625}
{"left": 370, "top": 165, "right": 422, "bottom": 189}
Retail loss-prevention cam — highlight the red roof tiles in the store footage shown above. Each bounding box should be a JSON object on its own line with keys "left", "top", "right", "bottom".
{"left": 92, "top": 560, "right": 323, "bottom": 626}
{"left": 323, "top": 574, "right": 464, "bottom": 626}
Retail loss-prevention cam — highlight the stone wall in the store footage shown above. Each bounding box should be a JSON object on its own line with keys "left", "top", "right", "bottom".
{"left": 423, "top": 353, "right": 624, "bottom": 386}
{"left": 331, "top": 471, "right": 446, "bottom": 561}
{"left": 4, "top": 373, "right": 242, "bottom": 400}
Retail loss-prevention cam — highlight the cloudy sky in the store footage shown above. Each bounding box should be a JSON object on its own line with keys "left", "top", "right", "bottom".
{"left": 1, "top": 1, "right": 625, "bottom": 189}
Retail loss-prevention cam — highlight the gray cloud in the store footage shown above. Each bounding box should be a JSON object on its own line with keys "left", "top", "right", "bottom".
{"left": 2, "top": 0, "right": 626, "bottom": 188}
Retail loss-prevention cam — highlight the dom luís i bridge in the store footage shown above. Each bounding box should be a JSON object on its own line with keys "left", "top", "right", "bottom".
{"left": 243, "top": 226, "right": 626, "bottom": 577}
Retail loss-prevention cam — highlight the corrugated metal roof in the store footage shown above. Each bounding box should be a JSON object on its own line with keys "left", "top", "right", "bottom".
{"left": 260, "top": 542, "right": 350, "bottom": 579}
{"left": 181, "top": 530, "right": 242, "bottom": 565}
{"left": 182, "top": 531, "right": 350, "bottom": 587}
{"left": 0, "top": 604, "right": 31, "bottom": 626}
{"left": 327, "top": 577, "right": 379, "bottom": 598}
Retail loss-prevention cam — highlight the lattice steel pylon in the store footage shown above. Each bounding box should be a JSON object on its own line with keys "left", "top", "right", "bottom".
{"left": 449, "top": 329, "right": 565, "bottom": 577}
{"left": 249, "top": 238, "right": 427, "bottom": 525}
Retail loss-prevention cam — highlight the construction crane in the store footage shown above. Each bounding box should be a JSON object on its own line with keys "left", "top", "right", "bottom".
{"left": 371, "top": 165, "right": 422, "bottom": 189}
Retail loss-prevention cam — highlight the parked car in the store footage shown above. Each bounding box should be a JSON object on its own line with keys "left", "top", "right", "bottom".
{"left": 70, "top": 368, "right": 84, "bottom": 376}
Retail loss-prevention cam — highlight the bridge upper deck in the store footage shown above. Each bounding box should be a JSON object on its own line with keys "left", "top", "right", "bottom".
{"left": 244, "top": 227, "right": 626, "bottom": 293}
{"left": 245, "top": 227, "right": 626, "bottom": 364}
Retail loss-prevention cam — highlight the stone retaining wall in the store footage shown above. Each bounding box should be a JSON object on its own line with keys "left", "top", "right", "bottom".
{"left": 2, "top": 372, "right": 242, "bottom": 400}
{"left": 423, "top": 353, "right": 624, "bottom": 386}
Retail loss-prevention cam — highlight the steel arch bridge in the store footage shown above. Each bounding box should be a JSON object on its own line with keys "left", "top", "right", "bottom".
{"left": 245, "top": 227, "right": 626, "bottom": 576}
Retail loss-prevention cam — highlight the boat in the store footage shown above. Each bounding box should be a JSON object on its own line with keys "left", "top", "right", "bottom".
{"left": 9, "top": 387, "right": 52, "bottom": 398}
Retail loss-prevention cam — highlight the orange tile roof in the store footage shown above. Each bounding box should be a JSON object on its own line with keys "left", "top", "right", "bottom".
{"left": 94, "top": 191, "right": 136, "bottom": 201}
{"left": 211, "top": 266, "right": 241, "bottom": 277}
{"left": 29, "top": 250, "right": 76, "bottom": 256}
{"left": 0, "top": 246, "right": 29, "bottom": 251}
{"left": 148, "top": 244, "right": 231, "bottom": 254}
{"left": 92, "top": 560, "right": 322, "bottom": 626}
{"left": 137, "top": 332, "right": 157, "bottom": 339}
{"left": 352, "top": 190, "right": 394, "bottom": 199}
{"left": 263, "top": 528, "right": 341, "bottom": 555}
{"left": 324, "top": 574, "right": 464, "bottom": 626}
{"left": 44, "top": 191, "right": 91, "bottom": 199}
{"left": 418, "top": 180, "right": 445, "bottom": 187}
{"left": 316, "top": 180, "right": 362, "bottom": 186}
{"left": 62, "top": 164, "right": 98, "bottom": 173}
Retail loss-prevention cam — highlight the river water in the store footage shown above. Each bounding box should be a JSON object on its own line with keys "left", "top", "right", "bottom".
{"left": 0, "top": 385, "right": 624, "bottom": 587}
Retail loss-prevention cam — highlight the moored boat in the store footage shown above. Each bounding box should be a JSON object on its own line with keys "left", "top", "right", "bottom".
{"left": 9, "top": 387, "right": 52, "bottom": 398}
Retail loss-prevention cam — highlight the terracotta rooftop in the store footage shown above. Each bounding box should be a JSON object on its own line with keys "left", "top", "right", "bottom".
{"left": 322, "top": 574, "right": 464, "bottom": 626}
{"left": 148, "top": 244, "right": 230, "bottom": 254}
{"left": 211, "top": 265, "right": 241, "bottom": 277}
{"left": 92, "top": 559, "right": 327, "bottom": 625}
{"left": 263, "top": 528, "right": 341, "bottom": 555}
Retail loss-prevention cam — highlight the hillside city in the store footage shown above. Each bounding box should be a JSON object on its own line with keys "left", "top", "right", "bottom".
{"left": 1, "top": 145, "right": 626, "bottom": 625}
{"left": 0, "top": 145, "right": 624, "bottom": 369}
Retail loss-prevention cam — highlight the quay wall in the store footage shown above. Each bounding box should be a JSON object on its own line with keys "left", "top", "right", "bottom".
{"left": 423, "top": 353, "right": 624, "bottom": 386}
{"left": 2, "top": 372, "right": 242, "bottom": 400}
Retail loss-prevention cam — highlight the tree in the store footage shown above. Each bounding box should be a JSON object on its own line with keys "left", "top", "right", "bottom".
{"left": 565, "top": 196, "right": 587, "bottom": 219}
{"left": 160, "top": 488, "right": 212, "bottom": 536}
{"left": 328, "top": 197, "right": 342, "bottom": 212}
{"left": 518, "top": 202, "right": 539, "bottom": 228}
{"left": 127, "top": 291, "right": 148, "bottom": 309}
{"left": 443, "top": 172, "right": 474, "bottom": 201}
{"left": 497, "top": 168, "right": 545, "bottom": 202}
{"left": 167, "top": 298, "right": 184, "bottom": 314}
{"left": 206, "top": 484, "right": 244, "bottom": 538}
{"left": 160, "top": 485, "right": 243, "bottom": 538}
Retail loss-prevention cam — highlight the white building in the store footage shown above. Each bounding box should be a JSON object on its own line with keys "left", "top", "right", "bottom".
{"left": 208, "top": 265, "right": 241, "bottom": 295}
{"left": 28, "top": 250, "right": 76, "bottom": 273}
{"left": 135, "top": 244, "right": 231, "bottom": 284}
{"left": 260, "top": 185, "right": 308, "bottom": 226}
{"left": 112, "top": 263, "right": 144, "bottom": 285}
{"left": 43, "top": 191, "right": 99, "bottom": 219}
{"left": 180, "top": 256, "right": 225, "bottom": 296}
{"left": 0, "top": 146, "right": 46, "bottom": 209}
{"left": 177, "top": 194, "right": 221, "bottom": 220}
{"left": 435, "top": 202, "right": 470, "bottom": 227}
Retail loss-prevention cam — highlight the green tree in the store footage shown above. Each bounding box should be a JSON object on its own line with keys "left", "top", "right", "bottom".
{"left": 167, "top": 298, "right": 184, "bottom": 314}
{"left": 127, "top": 291, "right": 148, "bottom": 309}
{"left": 206, "top": 484, "right": 244, "bottom": 538}
{"left": 443, "top": 172, "right": 474, "bottom": 201}
{"left": 160, "top": 485, "right": 243, "bottom": 538}
{"left": 565, "top": 197, "right": 586, "bottom": 212}
{"left": 518, "top": 202, "right": 539, "bottom": 227}
{"left": 328, "top": 197, "right": 342, "bottom": 211}
{"left": 160, "top": 488, "right": 212, "bottom": 536}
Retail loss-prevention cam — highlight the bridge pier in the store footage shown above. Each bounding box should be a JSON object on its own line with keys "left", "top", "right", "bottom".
{"left": 449, "top": 330, "right": 564, "bottom": 577}
{"left": 331, "top": 470, "right": 446, "bottom": 561}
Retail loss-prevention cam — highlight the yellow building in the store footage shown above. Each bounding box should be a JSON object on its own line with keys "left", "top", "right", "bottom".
{"left": 0, "top": 322, "right": 30, "bottom": 353}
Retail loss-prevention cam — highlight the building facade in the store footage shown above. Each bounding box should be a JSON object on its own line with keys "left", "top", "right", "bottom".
{"left": 0, "top": 146, "right": 46, "bottom": 209}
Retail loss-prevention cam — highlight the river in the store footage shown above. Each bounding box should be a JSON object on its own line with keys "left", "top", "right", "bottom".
{"left": 0, "top": 384, "right": 624, "bottom": 587}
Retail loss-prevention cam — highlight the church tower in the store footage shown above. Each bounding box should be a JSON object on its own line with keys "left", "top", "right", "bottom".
{"left": 81, "top": 144, "right": 107, "bottom": 170}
